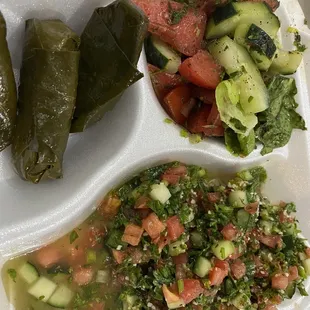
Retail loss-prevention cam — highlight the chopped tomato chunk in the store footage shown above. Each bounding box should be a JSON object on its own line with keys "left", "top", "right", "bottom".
{"left": 88, "top": 227, "right": 105, "bottom": 248}
{"left": 35, "top": 245, "right": 63, "bottom": 268}
{"left": 87, "top": 302, "right": 105, "bottom": 310}
{"left": 98, "top": 194, "right": 121, "bottom": 219}
{"left": 179, "top": 50, "right": 223, "bottom": 89}
{"left": 73, "top": 266, "right": 94, "bottom": 286}
{"left": 67, "top": 245, "right": 86, "bottom": 266}
{"left": 161, "top": 174, "right": 181, "bottom": 185}
{"left": 187, "top": 104, "right": 212, "bottom": 134}
{"left": 181, "top": 98, "right": 196, "bottom": 118}
{"left": 209, "top": 267, "right": 227, "bottom": 286}
{"left": 271, "top": 273, "right": 289, "bottom": 290}
{"left": 125, "top": 247, "right": 149, "bottom": 264}
{"left": 306, "top": 247, "right": 310, "bottom": 258}
{"left": 210, "top": 259, "right": 229, "bottom": 286}
{"left": 166, "top": 215, "right": 185, "bottom": 241}
{"left": 142, "top": 212, "right": 166, "bottom": 239}
{"left": 149, "top": 68, "right": 184, "bottom": 101}
{"left": 176, "top": 263, "right": 187, "bottom": 280}
{"left": 214, "top": 258, "right": 229, "bottom": 275}
{"left": 153, "top": 234, "right": 170, "bottom": 252}
{"left": 221, "top": 223, "right": 238, "bottom": 241}
{"left": 121, "top": 224, "right": 144, "bottom": 246}
{"left": 245, "top": 202, "right": 259, "bottom": 214}
{"left": 180, "top": 279, "right": 204, "bottom": 304}
{"left": 191, "top": 86, "right": 215, "bottom": 105}
{"left": 134, "top": 196, "right": 150, "bottom": 209}
{"left": 279, "top": 211, "right": 294, "bottom": 223}
{"left": 161, "top": 165, "right": 187, "bottom": 185}
{"left": 258, "top": 234, "right": 282, "bottom": 248}
{"left": 173, "top": 252, "right": 188, "bottom": 265}
{"left": 163, "top": 85, "right": 191, "bottom": 125}
{"left": 288, "top": 266, "right": 299, "bottom": 282}
{"left": 165, "top": 165, "right": 187, "bottom": 177}
{"left": 254, "top": 256, "right": 268, "bottom": 278}
{"left": 112, "top": 249, "right": 126, "bottom": 264}
{"left": 133, "top": 0, "right": 207, "bottom": 56}
{"left": 230, "top": 259, "right": 246, "bottom": 280}
{"left": 229, "top": 246, "right": 243, "bottom": 260}
{"left": 207, "top": 192, "right": 221, "bottom": 203}
{"left": 203, "top": 125, "right": 224, "bottom": 137}
{"left": 204, "top": 104, "right": 224, "bottom": 137}
{"left": 162, "top": 284, "right": 184, "bottom": 305}
{"left": 148, "top": 64, "right": 160, "bottom": 73}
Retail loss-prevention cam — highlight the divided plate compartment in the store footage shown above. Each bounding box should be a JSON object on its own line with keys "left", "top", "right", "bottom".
{"left": 0, "top": 0, "right": 310, "bottom": 308}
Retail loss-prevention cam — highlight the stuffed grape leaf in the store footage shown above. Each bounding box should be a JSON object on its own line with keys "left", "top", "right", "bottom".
{"left": 71, "top": 0, "right": 148, "bottom": 132}
{"left": 0, "top": 12, "right": 17, "bottom": 152}
{"left": 12, "top": 19, "right": 80, "bottom": 183}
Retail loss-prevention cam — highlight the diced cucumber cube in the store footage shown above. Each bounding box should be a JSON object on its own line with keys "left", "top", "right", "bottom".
{"left": 212, "top": 240, "right": 235, "bottom": 260}
{"left": 194, "top": 257, "right": 212, "bottom": 278}
{"left": 18, "top": 262, "right": 40, "bottom": 284}
{"left": 48, "top": 284, "right": 75, "bottom": 308}
{"left": 229, "top": 190, "right": 248, "bottom": 208}
{"left": 303, "top": 258, "right": 310, "bottom": 276}
{"left": 28, "top": 277, "right": 57, "bottom": 302}
{"left": 96, "top": 270, "right": 110, "bottom": 284}
{"left": 150, "top": 183, "right": 171, "bottom": 204}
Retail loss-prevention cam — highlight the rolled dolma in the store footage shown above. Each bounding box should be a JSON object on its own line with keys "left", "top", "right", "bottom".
{"left": 0, "top": 12, "right": 17, "bottom": 151}
{"left": 71, "top": 0, "right": 148, "bottom": 132}
{"left": 12, "top": 19, "right": 80, "bottom": 183}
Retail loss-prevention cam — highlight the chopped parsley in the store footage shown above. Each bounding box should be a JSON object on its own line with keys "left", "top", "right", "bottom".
{"left": 180, "top": 128, "right": 189, "bottom": 138}
{"left": 69, "top": 230, "right": 79, "bottom": 244}
{"left": 7, "top": 269, "right": 17, "bottom": 282}
{"left": 168, "top": 2, "right": 188, "bottom": 25}
{"left": 293, "top": 32, "right": 307, "bottom": 52}
{"left": 164, "top": 118, "right": 174, "bottom": 124}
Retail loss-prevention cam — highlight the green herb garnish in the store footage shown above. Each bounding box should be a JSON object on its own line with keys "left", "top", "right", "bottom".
{"left": 70, "top": 230, "right": 79, "bottom": 244}
{"left": 180, "top": 129, "right": 189, "bottom": 138}
{"left": 164, "top": 118, "right": 173, "bottom": 124}
{"left": 7, "top": 269, "right": 17, "bottom": 282}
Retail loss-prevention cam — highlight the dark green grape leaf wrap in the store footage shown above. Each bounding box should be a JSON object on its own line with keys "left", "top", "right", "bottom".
{"left": 0, "top": 12, "right": 17, "bottom": 151}
{"left": 12, "top": 19, "right": 80, "bottom": 183}
{"left": 71, "top": 0, "right": 148, "bottom": 132}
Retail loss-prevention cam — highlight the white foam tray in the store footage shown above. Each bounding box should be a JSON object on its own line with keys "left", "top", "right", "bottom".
{"left": 0, "top": 0, "right": 309, "bottom": 309}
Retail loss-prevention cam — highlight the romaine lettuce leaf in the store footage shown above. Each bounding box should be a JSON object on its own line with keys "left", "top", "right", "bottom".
{"left": 215, "top": 79, "right": 258, "bottom": 135}
{"left": 256, "top": 76, "right": 306, "bottom": 155}
{"left": 225, "top": 128, "right": 256, "bottom": 157}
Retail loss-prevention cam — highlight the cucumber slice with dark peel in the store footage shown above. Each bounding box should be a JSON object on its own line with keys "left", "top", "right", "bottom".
{"left": 246, "top": 24, "right": 276, "bottom": 58}
{"left": 269, "top": 50, "right": 303, "bottom": 75}
{"left": 235, "top": 23, "right": 276, "bottom": 71}
{"left": 145, "top": 35, "right": 181, "bottom": 74}
{"left": 206, "top": 2, "right": 280, "bottom": 39}
{"left": 209, "top": 36, "right": 269, "bottom": 114}
{"left": 18, "top": 262, "right": 39, "bottom": 284}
